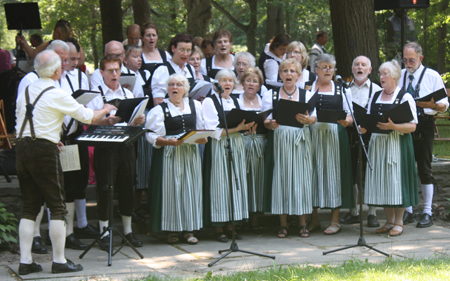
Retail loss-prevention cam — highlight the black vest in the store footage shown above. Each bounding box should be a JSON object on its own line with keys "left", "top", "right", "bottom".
{"left": 369, "top": 88, "right": 408, "bottom": 115}
{"left": 315, "top": 82, "right": 344, "bottom": 111}
{"left": 159, "top": 98, "right": 197, "bottom": 135}
{"left": 209, "top": 94, "right": 240, "bottom": 129}
{"left": 271, "top": 87, "right": 307, "bottom": 120}
{"left": 205, "top": 56, "right": 237, "bottom": 79}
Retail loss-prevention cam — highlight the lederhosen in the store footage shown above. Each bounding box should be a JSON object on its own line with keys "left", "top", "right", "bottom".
{"left": 140, "top": 49, "right": 168, "bottom": 110}
{"left": 93, "top": 86, "right": 136, "bottom": 220}
{"left": 205, "top": 56, "right": 237, "bottom": 80}
{"left": 62, "top": 71, "right": 89, "bottom": 203}
{"left": 347, "top": 82, "right": 374, "bottom": 184}
{"left": 16, "top": 86, "right": 68, "bottom": 220}
{"left": 159, "top": 99, "right": 197, "bottom": 135}
{"left": 402, "top": 67, "right": 434, "bottom": 184}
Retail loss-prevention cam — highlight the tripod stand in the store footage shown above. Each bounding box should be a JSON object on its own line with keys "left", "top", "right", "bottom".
{"left": 323, "top": 80, "right": 390, "bottom": 257}
{"left": 79, "top": 146, "right": 144, "bottom": 266}
{"left": 208, "top": 85, "right": 275, "bottom": 267}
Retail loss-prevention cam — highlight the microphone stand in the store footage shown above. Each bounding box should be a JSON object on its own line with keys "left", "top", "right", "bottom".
{"left": 208, "top": 86, "right": 275, "bottom": 267}
{"left": 322, "top": 80, "right": 389, "bottom": 257}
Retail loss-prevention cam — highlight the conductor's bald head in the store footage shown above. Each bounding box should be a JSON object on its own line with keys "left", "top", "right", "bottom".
{"left": 35, "top": 50, "right": 62, "bottom": 80}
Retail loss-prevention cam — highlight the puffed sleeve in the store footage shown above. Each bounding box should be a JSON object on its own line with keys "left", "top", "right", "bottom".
{"left": 343, "top": 87, "right": 353, "bottom": 115}
{"left": 151, "top": 66, "right": 169, "bottom": 99}
{"left": 264, "top": 59, "right": 279, "bottom": 83}
{"left": 199, "top": 58, "right": 207, "bottom": 76}
{"left": 261, "top": 89, "right": 274, "bottom": 119}
{"left": 305, "top": 90, "right": 317, "bottom": 117}
{"left": 145, "top": 105, "right": 166, "bottom": 148}
{"left": 202, "top": 97, "right": 223, "bottom": 140}
{"left": 194, "top": 100, "right": 205, "bottom": 130}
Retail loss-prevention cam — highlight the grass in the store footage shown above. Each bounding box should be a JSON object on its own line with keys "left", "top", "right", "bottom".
{"left": 433, "top": 115, "right": 450, "bottom": 158}
{"left": 140, "top": 257, "right": 450, "bottom": 280}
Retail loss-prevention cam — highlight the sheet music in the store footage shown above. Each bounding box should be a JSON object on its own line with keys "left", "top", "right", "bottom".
{"left": 179, "top": 130, "right": 214, "bottom": 144}
{"left": 59, "top": 144, "right": 80, "bottom": 172}
{"left": 128, "top": 98, "right": 149, "bottom": 125}
{"left": 75, "top": 93, "right": 99, "bottom": 106}
{"left": 189, "top": 80, "right": 212, "bottom": 100}
{"left": 119, "top": 75, "right": 137, "bottom": 90}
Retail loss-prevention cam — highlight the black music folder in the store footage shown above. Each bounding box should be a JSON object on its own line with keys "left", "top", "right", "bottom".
{"left": 356, "top": 102, "right": 414, "bottom": 134}
{"left": 317, "top": 109, "right": 347, "bottom": 124}
{"left": 415, "top": 88, "right": 448, "bottom": 102}
{"left": 276, "top": 99, "right": 310, "bottom": 128}
{"left": 226, "top": 109, "right": 272, "bottom": 129}
{"left": 114, "top": 97, "right": 148, "bottom": 123}
{"left": 72, "top": 90, "right": 100, "bottom": 105}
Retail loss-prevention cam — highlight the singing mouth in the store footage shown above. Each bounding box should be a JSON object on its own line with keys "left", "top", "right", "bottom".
{"left": 357, "top": 71, "right": 363, "bottom": 74}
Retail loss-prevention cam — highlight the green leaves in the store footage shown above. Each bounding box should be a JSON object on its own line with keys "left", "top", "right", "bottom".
{"left": 0, "top": 203, "right": 18, "bottom": 246}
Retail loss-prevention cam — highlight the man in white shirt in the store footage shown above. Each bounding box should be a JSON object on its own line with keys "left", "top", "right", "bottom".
{"left": 309, "top": 31, "right": 328, "bottom": 73}
{"left": 400, "top": 42, "right": 449, "bottom": 228}
{"left": 87, "top": 55, "right": 145, "bottom": 249}
{"left": 341, "top": 56, "right": 382, "bottom": 228}
{"left": 16, "top": 50, "right": 115, "bottom": 275}
{"left": 122, "top": 24, "right": 142, "bottom": 47}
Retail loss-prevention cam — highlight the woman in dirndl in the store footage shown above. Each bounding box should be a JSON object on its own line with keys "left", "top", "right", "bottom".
{"left": 145, "top": 74, "right": 207, "bottom": 245}
{"left": 202, "top": 69, "right": 255, "bottom": 243}
{"left": 307, "top": 53, "right": 354, "bottom": 235}
{"left": 237, "top": 67, "right": 267, "bottom": 232}
{"left": 262, "top": 58, "right": 316, "bottom": 238}
{"left": 362, "top": 60, "right": 418, "bottom": 236}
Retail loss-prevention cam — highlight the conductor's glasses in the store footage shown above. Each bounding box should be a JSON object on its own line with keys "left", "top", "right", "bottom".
{"left": 105, "top": 68, "right": 121, "bottom": 74}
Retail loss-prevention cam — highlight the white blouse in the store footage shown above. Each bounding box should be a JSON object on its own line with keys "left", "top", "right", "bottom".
{"left": 202, "top": 92, "right": 239, "bottom": 140}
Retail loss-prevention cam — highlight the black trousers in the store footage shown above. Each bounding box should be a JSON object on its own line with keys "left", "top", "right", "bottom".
{"left": 413, "top": 115, "right": 435, "bottom": 184}
{"left": 94, "top": 145, "right": 136, "bottom": 221}
{"left": 16, "top": 138, "right": 67, "bottom": 221}
{"left": 63, "top": 142, "right": 89, "bottom": 202}
{"left": 347, "top": 126, "right": 371, "bottom": 185}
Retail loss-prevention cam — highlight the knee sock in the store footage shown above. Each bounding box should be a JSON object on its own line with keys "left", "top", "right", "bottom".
{"left": 405, "top": 206, "right": 413, "bottom": 214}
{"left": 122, "top": 215, "right": 132, "bottom": 236}
{"left": 368, "top": 206, "right": 377, "bottom": 216}
{"left": 33, "top": 206, "right": 44, "bottom": 237}
{"left": 99, "top": 220, "right": 109, "bottom": 238}
{"left": 421, "top": 184, "right": 434, "bottom": 215}
{"left": 19, "top": 219, "right": 35, "bottom": 264}
{"left": 75, "top": 199, "right": 88, "bottom": 228}
{"left": 350, "top": 184, "right": 359, "bottom": 216}
{"left": 49, "top": 220, "right": 67, "bottom": 264}
{"left": 65, "top": 202, "right": 75, "bottom": 236}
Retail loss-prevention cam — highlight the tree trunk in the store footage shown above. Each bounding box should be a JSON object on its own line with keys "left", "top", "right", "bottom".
{"left": 329, "top": 0, "right": 379, "bottom": 80}
{"left": 266, "top": 0, "right": 285, "bottom": 43}
{"left": 132, "top": 0, "right": 152, "bottom": 26}
{"left": 183, "top": 0, "right": 212, "bottom": 37}
{"left": 99, "top": 0, "right": 123, "bottom": 45}
{"left": 437, "top": 0, "right": 449, "bottom": 74}
{"left": 90, "top": 8, "right": 99, "bottom": 69}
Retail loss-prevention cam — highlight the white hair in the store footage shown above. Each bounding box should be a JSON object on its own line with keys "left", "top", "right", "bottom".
{"left": 234, "top": 52, "right": 256, "bottom": 68}
{"left": 352, "top": 55, "right": 372, "bottom": 67}
{"left": 166, "top": 74, "right": 190, "bottom": 97}
{"left": 215, "top": 69, "right": 237, "bottom": 89}
{"left": 379, "top": 59, "right": 402, "bottom": 85}
{"left": 46, "top": 39, "right": 69, "bottom": 53}
{"left": 34, "top": 50, "right": 61, "bottom": 78}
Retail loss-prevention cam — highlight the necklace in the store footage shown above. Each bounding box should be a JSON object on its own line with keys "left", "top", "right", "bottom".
{"left": 283, "top": 86, "right": 296, "bottom": 99}
{"left": 384, "top": 89, "right": 395, "bottom": 97}
{"left": 243, "top": 94, "right": 257, "bottom": 105}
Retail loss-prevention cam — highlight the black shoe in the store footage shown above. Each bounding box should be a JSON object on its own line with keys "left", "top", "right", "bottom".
{"left": 51, "top": 259, "right": 83, "bottom": 274}
{"left": 403, "top": 211, "right": 415, "bottom": 224}
{"left": 215, "top": 232, "right": 228, "bottom": 243}
{"left": 225, "top": 230, "right": 243, "bottom": 240}
{"left": 18, "top": 262, "right": 43, "bottom": 275}
{"left": 74, "top": 224, "right": 99, "bottom": 239}
{"left": 31, "top": 236, "right": 48, "bottom": 254}
{"left": 367, "top": 214, "right": 380, "bottom": 227}
{"left": 98, "top": 236, "right": 110, "bottom": 251}
{"left": 122, "top": 232, "right": 143, "bottom": 247}
{"left": 65, "top": 233, "right": 87, "bottom": 250}
{"left": 416, "top": 213, "right": 433, "bottom": 228}
{"left": 339, "top": 212, "right": 360, "bottom": 224}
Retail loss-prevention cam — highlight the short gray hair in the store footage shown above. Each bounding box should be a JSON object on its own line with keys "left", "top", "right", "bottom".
{"left": 166, "top": 74, "right": 190, "bottom": 97}
{"left": 34, "top": 50, "right": 61, "bottom": 78}
{"left": 379, "top": 59, "right": 401, "bottom": 85}
{"left": 234, "top": 52, "right": 256, "bottom": 68}
{"left": 403, "top": 42, "right": 422, "bottom": 56}
{"left": 352, "top": 55, "right": 371, "bottom": 67}
{"left": 215, "top": 69, "right": 237, "bottom": 89}
{"left": 46, "top": 39, "right": 69, "bottom": 53}
{"left": 315, "top": 53, "right": 336, "bottom": 69}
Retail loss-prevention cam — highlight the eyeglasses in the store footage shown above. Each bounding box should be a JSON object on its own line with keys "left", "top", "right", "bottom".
{"left": 282, "top": 69, "right": 297, "bottom": 74}
{"left": 105, "top": 68, "right": 121, "bottom": 74}
{"left": 236, "top": 62, "right": 249, "bottom": 68}
{"left": 244, "top": 78, "right": 259, "bottom": 84}
{"left": 402, "top": 58, "right": 417, "bottom": 65}
{"left": 168, "top": 83, "right": 184, "bottom": 88}
{"left": 317, "top": 66, "right": 336, "bottom": 72}
{"left": 177, "top": 49, "right": 192, "bottom": 54}
{"left": 378, "top": 72, "right": 390, "bottom": 77}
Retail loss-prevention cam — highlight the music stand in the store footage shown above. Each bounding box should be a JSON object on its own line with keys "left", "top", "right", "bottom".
{"left": 207, "top": 86, "right": 275, "bottom": 267}
{"left": 4, "top": 2, "right": 42, "bottom": 35}
{"left": 78, "top": 128, "right": 144, "bottom": 266}
{"left": 322, "top": 82, "right": 390, "bottom": 257}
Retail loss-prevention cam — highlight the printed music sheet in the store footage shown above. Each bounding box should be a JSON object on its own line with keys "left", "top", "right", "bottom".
{"left": 60, "top": 144, "right": 81, "bottom": 172}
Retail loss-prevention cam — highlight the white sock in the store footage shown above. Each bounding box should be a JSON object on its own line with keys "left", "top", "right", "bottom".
{"left": 99, "top": 220, "right": 109, "bottom": 238}
{"left": 368, "top": 206, "right": 377, "bottom": 216}
{"left": 49, "top": 220, "right": 67, "bottom": 264}
{"left": 19, "top": 219, "right": 35, "bottom": 264}
{"left": 421, "top": 184, "right": 434, "bottom": 215}
{"left": 33, "top": 206, "right": 44, "bottom": 237}
{"left": 65, "top": 202, "right": 75, "bottom": 236}
{"left": 46, "top": 207, "right": 51, "bottom": 229}
{"left": 351, "top": 184, "right": 359, "bottom": 216}
{"left": 122, "top": 215, "right": 132, "bottom": 235}
{"left": 405, "top": 206, "right": 413, "bottom": 214}
{"left": 75, "top": 199, "right": 88, "bottom": 228}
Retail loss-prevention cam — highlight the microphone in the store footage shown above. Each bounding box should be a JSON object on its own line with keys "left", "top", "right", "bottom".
{"left": 213, "top": 81, "right": 224, "bottom": 93}
{"left": 335, "top": 75, "right": 349, "bottom": 89}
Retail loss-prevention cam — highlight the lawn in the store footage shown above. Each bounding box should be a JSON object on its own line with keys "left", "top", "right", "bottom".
{"left": 433, "top": 115, "right": 450, "bottom": 158}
